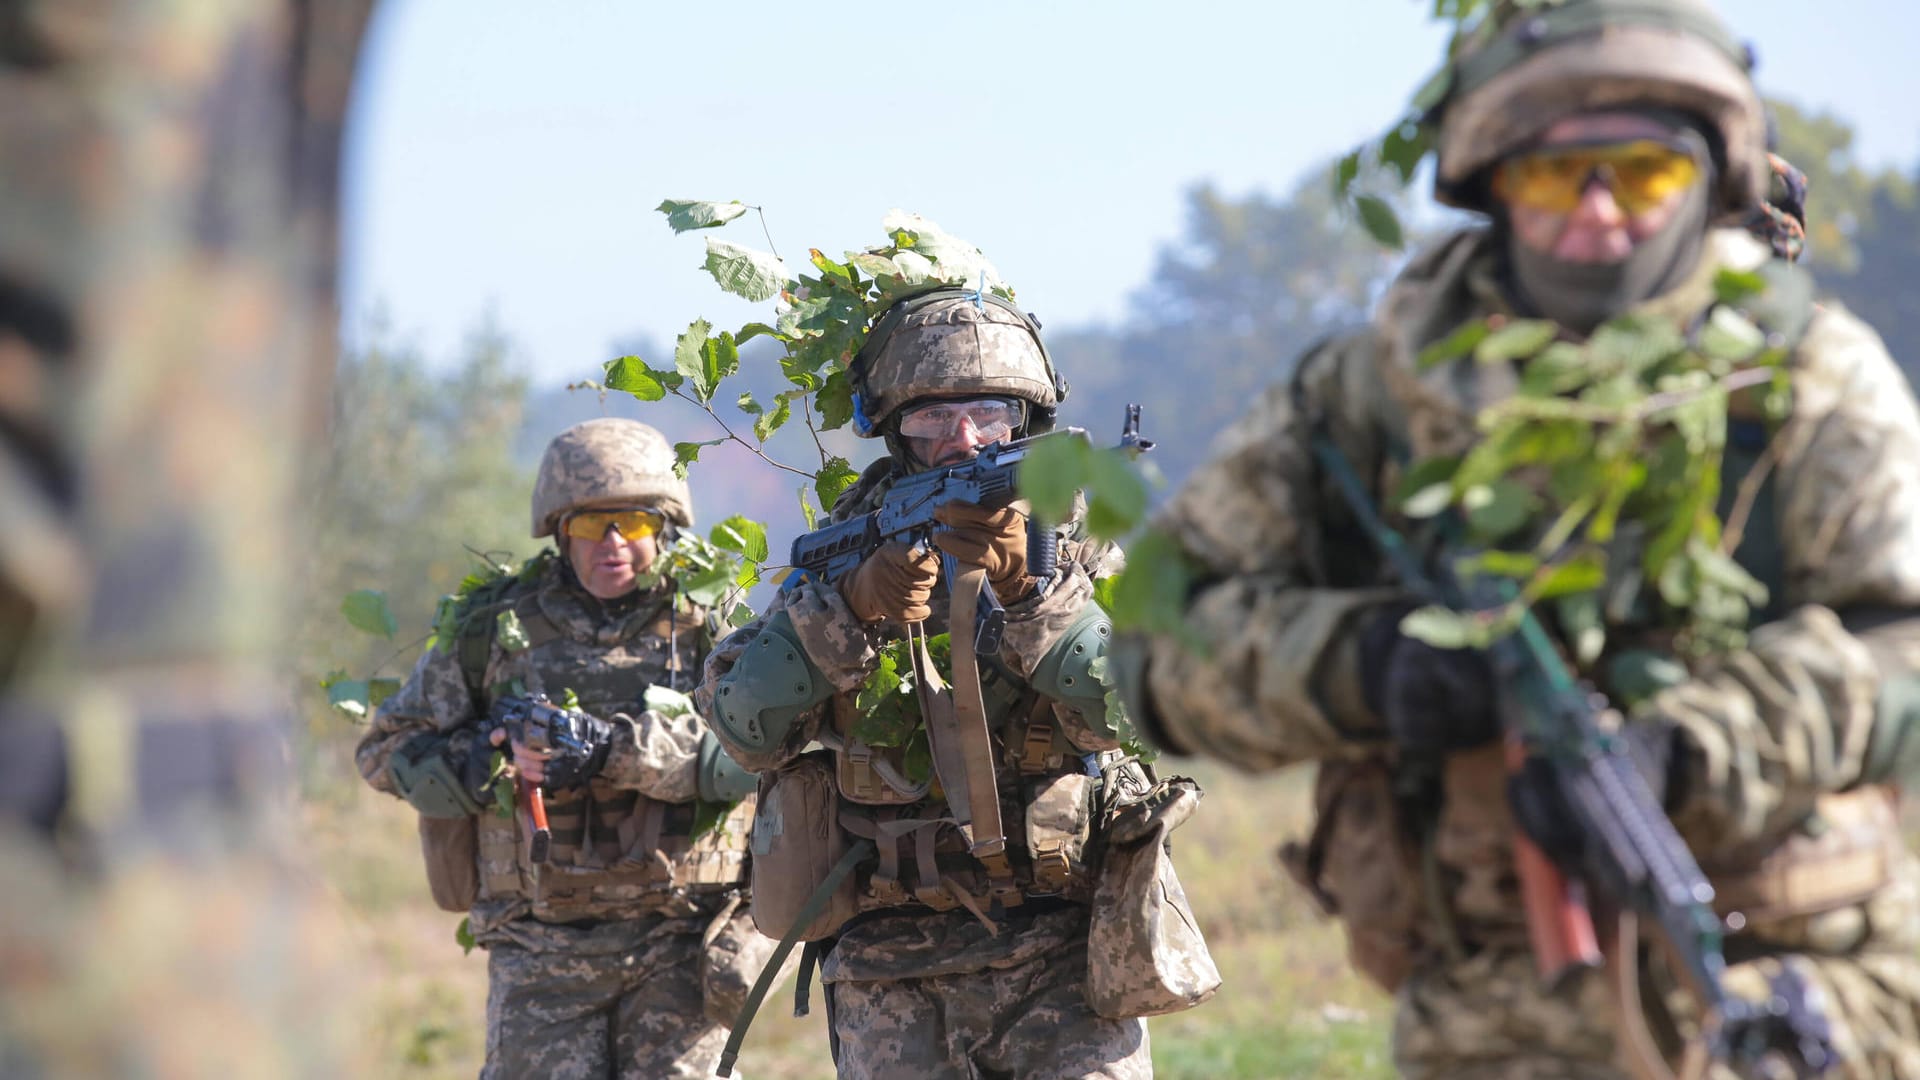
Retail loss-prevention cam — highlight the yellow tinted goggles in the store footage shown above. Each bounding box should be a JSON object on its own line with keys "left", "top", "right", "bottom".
{"left": 561, "top": 507, "right": 666, "bottom": 542}
{"left": 1491, "top": 139, "right": 1702, "bottom": 215}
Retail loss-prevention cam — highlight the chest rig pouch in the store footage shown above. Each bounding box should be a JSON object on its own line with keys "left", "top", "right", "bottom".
{"left": 463, "top": 587, "right": 744, "bottom": 921}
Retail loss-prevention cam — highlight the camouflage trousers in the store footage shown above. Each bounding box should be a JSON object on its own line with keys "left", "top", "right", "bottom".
{"left": 1392, "top": 944, "right": 1920, "bottom": 1079}
{"left": 821, "top": 934, "right": 1151, "bottom": 1080}
{"left": 482, "top": 927, "right": 725, "bottom": 1080}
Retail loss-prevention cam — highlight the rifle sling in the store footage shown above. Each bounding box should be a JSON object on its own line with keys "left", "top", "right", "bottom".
{"left": 717, "top": 838, "right": 876, "bottom": 1078}
{"left": 945, "top": 565, "right": 1022, "bottom": 911}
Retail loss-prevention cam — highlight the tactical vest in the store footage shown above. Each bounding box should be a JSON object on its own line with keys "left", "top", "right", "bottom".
{"left": 828, "top": 651, "right": 1111, "bottom": 921}
{"left": 457, "top": 575, "right": 749, "bottom": 922}
{"left": 1289, "top": 249, "right": 1900, "bottom": 989}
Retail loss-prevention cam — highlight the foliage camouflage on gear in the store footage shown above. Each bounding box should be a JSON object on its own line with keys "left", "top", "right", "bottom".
{"left": 1127, "top": 218, "right": 1920, "bottom": 1077}
{"left": 599, "top": 207, "right": 1026, "bottom": 524}
{"left": 531, "top": 417, "right": 693, "bottom": 537}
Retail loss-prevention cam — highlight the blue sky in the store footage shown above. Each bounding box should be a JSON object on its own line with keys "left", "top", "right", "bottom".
{"left": 342, "top": 1, "right": 1920, "bottom": 383}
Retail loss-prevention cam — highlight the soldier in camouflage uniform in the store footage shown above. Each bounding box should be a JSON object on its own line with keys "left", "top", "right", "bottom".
{"left": 357, "top": 417, "right": 765, "bottom": 1080}
{"left": 1114, "top": 1, "right": 1920, "bottom": 1077}
{"left": 701, "top": 289, "right": 1213, "bottom": 1079}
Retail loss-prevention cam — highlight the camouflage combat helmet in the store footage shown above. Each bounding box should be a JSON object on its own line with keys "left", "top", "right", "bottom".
{"left": 850, "top": 287, "right": 1067, "bottom": 438}
{"left": 1432, "top": 0, "right": 1768, "bottom": 215}
{"left": 531, "top": 418, "right": 693, "bottom": 538}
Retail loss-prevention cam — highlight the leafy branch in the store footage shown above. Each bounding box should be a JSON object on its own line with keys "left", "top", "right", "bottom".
{"left": 1390, "top": 269, "right": 1793, "bottom": 661}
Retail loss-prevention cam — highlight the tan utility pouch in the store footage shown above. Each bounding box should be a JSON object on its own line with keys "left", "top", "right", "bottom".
{"left": 1087, "top": 773, "right": 1221, "bottom": 1019}
{"left": 418, "top": 813, "right": 481, "bottom": 913}
{"left": 1703, "top": 786, "right": 1901, "bottom": 925}
{"left": 748, "top": 753, "right": 860, "bottom": 942}
{"left": 1278, "top": 757, "right": 1424, "bottom": 992}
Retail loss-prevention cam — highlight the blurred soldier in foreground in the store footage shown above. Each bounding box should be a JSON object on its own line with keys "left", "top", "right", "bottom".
{"left": 703, "top": 288, "right": 1216, "bottom": 1080}
{"left": 356, "top": 418, "right": 765, "bottom": 1079}
{"left": 1115, "top": 1, "right": 1920, "bottom": 1077}
{"left": 0, "top": 1, "right": 376, "bottom": 1074}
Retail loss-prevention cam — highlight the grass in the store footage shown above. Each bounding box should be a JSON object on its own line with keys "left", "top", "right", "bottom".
{"left": 305, "top": 728, "right": 1919, "bottom": 1079}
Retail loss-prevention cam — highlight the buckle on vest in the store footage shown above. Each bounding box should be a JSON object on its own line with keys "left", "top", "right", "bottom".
{"left": 1019, "top": 721, "right": 1058, "bottom": 774}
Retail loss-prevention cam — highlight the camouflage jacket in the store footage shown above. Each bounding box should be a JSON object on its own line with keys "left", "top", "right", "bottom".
{"left": 700, "top": 457, "right": 1129, "bottom": 982}
{"left": 358, "top": 553, "right": 746, "bottom": 948}
{"left": 1137, "top": 227, "right": 1920, "bottom": 960}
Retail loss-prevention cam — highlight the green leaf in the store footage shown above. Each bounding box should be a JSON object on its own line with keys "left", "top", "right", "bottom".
{"left": 735, "top": 392, "right": 763, "bottom": 416}
{"left": 1518, "top": 342, "right": 1589, "bottom": 396}
{"left": 809, "top": 248, "right": 853, "bottom": 283}
{"left": 368, "top": 678, "right": 402, "bottom": 710}
{"left": 1380, "top": 123, "right": 1430, "bottom": 185}
{"left": 1698, "top": 307, "right": 1766, "bottom": 363}
{"left": 1533, "top": 552, "right": 1606, "bottom": 600}
{"left": 1092, "top": 573, "right": 1121, "bottom": 614}
{"left": 1334, "top": 150, "right": 1363, "bottom": 197}
{"left": 496, "top": 609, "right": 531, "bottom": 652}
{"left": 1688, "top": 537, "right": 1769, "bottom": 605}
{"left": 1455, "top": 550, "right": 1540, "bottom": 579}
{"left": 702, "top": 331, "right": 740, "bottom": 400}
{"left": 753, "top": 394, "right": 792, "bottom": 442}
{"left": 679, "top": 560, "right": 738, "bottom": 609}
{"left": 1712, "top": 268, "right": 1768, "bottom": 306}
{"left": 1417, "top": 321, "right": 1491, "bottom": 370}
{"left": 1409, "top": 64, "right": 1453, "bottom": 114}
{"left": 1474, "top": 319, "right": 1558, "bottom": 364}
{"left": 605, "top": 356, "right": 666, "bottom": 401}
{"left": 815, "top": 456, "right": 860, "bottom": 511}
{"left": 727, "top": 602, "right": 757, "bottom": 628}
{"left": 1463, "top": 478, "right": 1537, "bottom": 541}
{"left": 675, "top": 319, "right": 714, "bottom": 401}
{"left": 854, "top": 649, "right": 904, "bottom": 716}
{"left": 455, "top": 917, "right": 477, "bottom": 956}
{"left": 817, "top": 369, "right": 856, "bottom": 431}
{"left": 1354, "top": 195, "right": 1404, "bottom": 249}
{"left": 689, "top": 798, "right": 731, "bottom": 842}
{"left": 736, "top": 321, "right": 782, "bottom": 346}
{"left": 323, "top": 676, "right": 371, "bottom": 718}
{"left": 1015, "top": 434, "right": 1092, "bottom": 527}
{"left": 657, "top": 198, "right": 749, "bottom": 234}
{"left": 1557, "top": 592, "right": 1607, "bottom": 666}
{"left": 709, "top": 516, "right": 770, "bottom": 564}
{"left": 704, "top": 239, "right": 789, "bottom": 303}
{"left": 670, "top": 437, "right": 724, "bottom": 479}
{"left": 341, "top": 589, "right": 398, "bottom": 640}
{"left": 1106, "top": 529, "right": 1196, "bottom": 646}
{"left": 1084, "top": 448, "right": 1150, "bottom": 540}
{"left": 1401, "top": 482, "right": 1455, "bottom": 519}
{"left": 797, "top": 485, "right": 818, "bottom": 531}
{"left": 1398, "top": 606, "right": 1479, "bottom": 649}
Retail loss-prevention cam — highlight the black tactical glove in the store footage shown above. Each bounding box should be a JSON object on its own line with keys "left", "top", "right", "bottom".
{"left": 1357, "top": 605, "right": 1498, "bottom": 754}
{"left": 541, "top": 711, "right": 614, "bottom": 791}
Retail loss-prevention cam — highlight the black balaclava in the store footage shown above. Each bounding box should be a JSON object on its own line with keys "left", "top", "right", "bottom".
{"left": 1500, "top": 117, "right": 1716, "bottom": 336}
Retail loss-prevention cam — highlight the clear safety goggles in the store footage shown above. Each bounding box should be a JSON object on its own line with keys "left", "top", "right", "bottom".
{"left": 895, "top": 397, "right": 1025, "bottom": 443}
{"left": 561, "top": 506, "right": 666, "bottom": 542}
{"left": 1491, "top": 137, "right": 1703, "bottom": 215}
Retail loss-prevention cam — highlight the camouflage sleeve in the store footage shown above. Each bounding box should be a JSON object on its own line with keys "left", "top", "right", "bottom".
{"left": 354, "top": 643, "right": 478, "bottom": 796}
{"left": 1652, "top": 306, "right": 1920, "bottom": 849}
{"left": 1134, "top": 332, "right": 1407, "bottom": 770}
{"left": 597, "top": 708, "right": 702, "bottom": 802}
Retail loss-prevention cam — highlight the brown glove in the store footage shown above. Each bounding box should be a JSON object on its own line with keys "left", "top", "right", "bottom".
{"left": 839, "top": 540, "right": 941, "bottom": 624}
{"left": 931, "top": 501, "right": 1035, "bottom": 603}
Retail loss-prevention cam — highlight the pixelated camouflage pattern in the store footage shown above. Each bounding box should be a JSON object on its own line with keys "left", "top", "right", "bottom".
{"left": 359, "top": 552, "right": 751, "bottom": 937}
{"left": 860, "top": 293, "right": 1058, "bottom": 427}
{"left": 532, "top": 417, "right": 694, "bottom": 537}
{"left": 1136, "top": 226, "right": 1920, "bottom": 1076}
{"left": 822, "top": 910, "right": 1151, "bottom": 1080}
{"left": 482, "top": 919, "right": 727, "bottom": 1080}
{"left": 703, "top": 452, "right": 1205, "bottom": 1074}
{"left": 0, "top": 0, "right": 377, "bottom": 1074}
{"left": 1435, "top": 0, "right": 1769, "bottom": 213}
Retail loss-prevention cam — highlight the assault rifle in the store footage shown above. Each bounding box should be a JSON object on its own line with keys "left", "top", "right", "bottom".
{"left": 1311, "top": 434, "right": 1833, "bottom": 1077}
{"left": 488, "top": 693, "right": 611, "bottom": 864}
{"left": 790, "top": 405, "right": 1154, "bottom": 656}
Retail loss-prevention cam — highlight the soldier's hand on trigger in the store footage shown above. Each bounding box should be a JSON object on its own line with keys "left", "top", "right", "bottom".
{"left": 840, "top": 540, "right": 941, "bottom": 624}
{"left": 489, "top": 726, "right": 552, "bottom": 785}
{"left": 931, "top": 500, "right": 1035, "bottom": 602}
